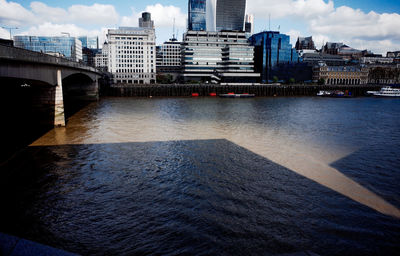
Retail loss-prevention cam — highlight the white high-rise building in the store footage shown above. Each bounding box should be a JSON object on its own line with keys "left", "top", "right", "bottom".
{"left": 107, "top": 23, "right": 156, "bottom": 84}
{"left": 206, "top": 0, "right": 217, "bottom": 31}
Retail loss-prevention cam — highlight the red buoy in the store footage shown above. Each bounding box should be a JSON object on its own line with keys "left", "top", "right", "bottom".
{"left": 192, "top": 93, "right": 199, "bottom": 97}
{"left": 209, "top": 92, "right": 217, "bottom": 97}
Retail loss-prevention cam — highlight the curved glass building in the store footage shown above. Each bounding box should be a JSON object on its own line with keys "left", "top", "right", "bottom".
{"left": 188, "top": 0, "right": 207, "bottom": 31}
{"left": 216, "top": 0, "right": 246, "bottom": 31}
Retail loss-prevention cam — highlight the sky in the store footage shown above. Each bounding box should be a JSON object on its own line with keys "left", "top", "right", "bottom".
{"left": 0, "top": 0, "right": 399, "bottom": 54}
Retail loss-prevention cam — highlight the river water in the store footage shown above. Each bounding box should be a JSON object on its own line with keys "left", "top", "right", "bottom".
{"left": 1, "top": 97, "right": 400, "bottom": 255}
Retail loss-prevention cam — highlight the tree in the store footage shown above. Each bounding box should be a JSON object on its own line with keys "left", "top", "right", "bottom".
{"left": 318, "top": 78, "right": 325, "bottom": 85}
{"left": 272, "top": 76, "right": 279, "bottom": 83}
{"left": 288, "top": 78, "right": 295, "bottom": 84}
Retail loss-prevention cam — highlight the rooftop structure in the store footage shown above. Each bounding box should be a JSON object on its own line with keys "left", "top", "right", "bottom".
{"left": 295, "top": 36, "right": 315, "bottom": 50}
{"left": 139, "top": 12, "right": 154, "bottom": 29}
{"left": 322, "top": 42, "right": 345, "bottom": 55}
{"left": 302, "top": 53, "right": 345, "bottom": 66}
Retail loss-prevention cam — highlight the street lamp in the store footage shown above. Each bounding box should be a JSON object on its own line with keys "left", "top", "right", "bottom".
{"left": 1, "top": 26, "right": 18, "bottom": 40}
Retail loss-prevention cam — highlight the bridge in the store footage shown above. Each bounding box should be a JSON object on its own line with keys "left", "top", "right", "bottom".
{"left": 0, "top": 44, "right": 102, "bottom": 127}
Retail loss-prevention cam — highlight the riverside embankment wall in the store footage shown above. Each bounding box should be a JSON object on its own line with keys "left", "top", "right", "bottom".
{"left": 106, "top": 84, "right": 382, "bottom": 97}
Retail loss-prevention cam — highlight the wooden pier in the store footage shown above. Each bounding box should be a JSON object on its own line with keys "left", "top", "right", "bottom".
{"left": 106, "top": 84, "right": 382, "bottom": 97}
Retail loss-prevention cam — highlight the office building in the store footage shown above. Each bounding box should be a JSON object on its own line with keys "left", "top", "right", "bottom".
{"left": 249, "top": 31, "right": 299, "bottom": 83}
{"left": 206, "top": 0, "right": 217, "bottom": 31}
{"left": 302, "top": 53, "right": 345, "bottom": 66}
{"left": 295, "top": 36, "right": 315, "bottom": 50}
{"left": 13, "top": 35, "right": 82, "bottom": 62}
{"left": 107, "top": 24, "right": 156, "bottom": 84}
{"left": 181, "top": 30, "right": 259, "bottom": 83}
{"left": 216, "top": 0, "right": 246, "bottom": 31}
{"left": 156, "top": 39, "right": 182, "bottom": 80}
{"left": 139, "top": 12, "right": 155, "bottom": 29}
{"left": 78, "top": 36, "right": 99, "bottom": 49}
{"left": 188, "top": 0, "right": 207, "bottom": 31}
{"left": 94, "top": 42, "right": 109, "bottom": 71}
{"left": 313, "top": 62, "right": 369, "bottom": 85}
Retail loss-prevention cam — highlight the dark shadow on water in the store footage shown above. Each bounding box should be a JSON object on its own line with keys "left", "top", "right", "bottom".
{"left": 0, "top": 140, "right": 399, "bottom": 256}
{"left": 331, "top": 144, "right": 400, "bottom": 209}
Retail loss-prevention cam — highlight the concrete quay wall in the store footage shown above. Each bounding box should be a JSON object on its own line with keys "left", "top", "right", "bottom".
{"left": 107, "top": 84, "right": 382, "bottom": 97}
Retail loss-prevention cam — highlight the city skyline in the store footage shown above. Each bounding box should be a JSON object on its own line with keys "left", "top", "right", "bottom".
{"left": 0, "top": 0, "right": 399, "bottom": 54}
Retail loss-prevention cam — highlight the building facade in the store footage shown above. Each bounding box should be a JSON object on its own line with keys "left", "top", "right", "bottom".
{"left": 13, "top": 36, "right": 82, "bottom": 62}
{"left": 313, "top": 63, "right": 369, "bottom": 85}
{"left": 156, "top": 39, "right": 182, "bottom": 80}
{"left": 295, "top": 36, "right": 315, "bottom": 50}
{"left": 181, "top": 30, "right": 259, "bottom": 83}
{"left": 302, "top": 53, "right": 345, "bottom": 66}
{"left": 94, "top": 42, "right": 109, "bottom": 71}
{"left": 188, "top": 0, "right": 207, "bottom": 31}
{"left": 216, "top": 0, "right": 246, "bottom": 31}
{"left": 107, "top": 26, "right": 156, "bottom": 84}
{"left": 245, "top": 14, "right": 254, "bottom": 37}
{"left": 249, "top": 31, "right": 299, "bottom": 83}
{"left": 78, "top": 36, "right": 99, "bottom": 49}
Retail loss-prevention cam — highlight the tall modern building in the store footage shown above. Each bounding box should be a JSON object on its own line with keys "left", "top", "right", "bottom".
{"left": 216, "top": 0, "right": 246, "bottom": 31}
{"left": 245, "top": 14, "right": 254, "bottom": 37}
{"left": 249, "top": 31, "right": 299, "bottom": 83}
{"left": 13, "top": 36, "right": 82, "bottom": 62}
{"left": 206, "top": 0, "right": 217, "bottom": 31}
{"left": 188, "top": 0, "right": 207, "bottom": 31}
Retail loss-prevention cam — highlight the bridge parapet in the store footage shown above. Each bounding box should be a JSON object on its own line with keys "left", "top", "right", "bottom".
{"left": 0, "top": 44, "right": 99, "bottom": 74}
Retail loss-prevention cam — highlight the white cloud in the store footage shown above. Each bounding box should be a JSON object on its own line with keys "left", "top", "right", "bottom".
{"left": 0, "top": 27, "right": 10, "bottom": 39}
{"left": 248, "top": 0, "right": 400, "bottom": 53}
{"left": 0, "top": 0, "right": 36, "bottom": 26}
{"left": 21, "top": 22, "right": 101, "bottom": 38}
{"left": 145, "top": 4, "right": 186, "bottom": 28}
{"left": 247, "top": 0, "right": 334, "bottom": 20}
{"left": 68, "top": 3, "right": 119, "bottom": 25}
{"left": 120, "top": 8, "right": 140, "bottom": 27}
{"left": 30, "top": 1, "right": 67, "bottom": 24}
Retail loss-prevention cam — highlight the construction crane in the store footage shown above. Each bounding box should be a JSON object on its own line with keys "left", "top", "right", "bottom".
{"left": 1, "top": 26, "right": 18, "bottom": 40}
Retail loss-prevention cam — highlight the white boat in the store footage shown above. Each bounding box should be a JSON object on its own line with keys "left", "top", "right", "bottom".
{"left": 367, "top": 86, "right": 400, "bottom": 97}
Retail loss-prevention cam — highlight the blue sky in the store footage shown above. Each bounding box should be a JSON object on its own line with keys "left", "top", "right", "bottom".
{"left": 1, "top": 0, "right": 400, "bottom": 53}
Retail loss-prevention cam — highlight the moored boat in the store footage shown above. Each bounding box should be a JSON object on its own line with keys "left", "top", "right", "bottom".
{"left": 219, "top": 93, "right": 255, "bottom": 98}
{"left": 367, "top": 86, "right": 400, "bottom": 97}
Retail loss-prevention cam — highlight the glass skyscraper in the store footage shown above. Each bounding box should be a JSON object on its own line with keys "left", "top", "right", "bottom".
{"left": 249, "top": 31, "right": 299, "bottom": 83}
{"left": 13, "top": 36, "right": 82, "bottom": 62}
{"left": 216, "top": 0, "right": 246, "bottom": 31}
{"left": 188, "top": 0, "right": 207, "bottom": 31}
